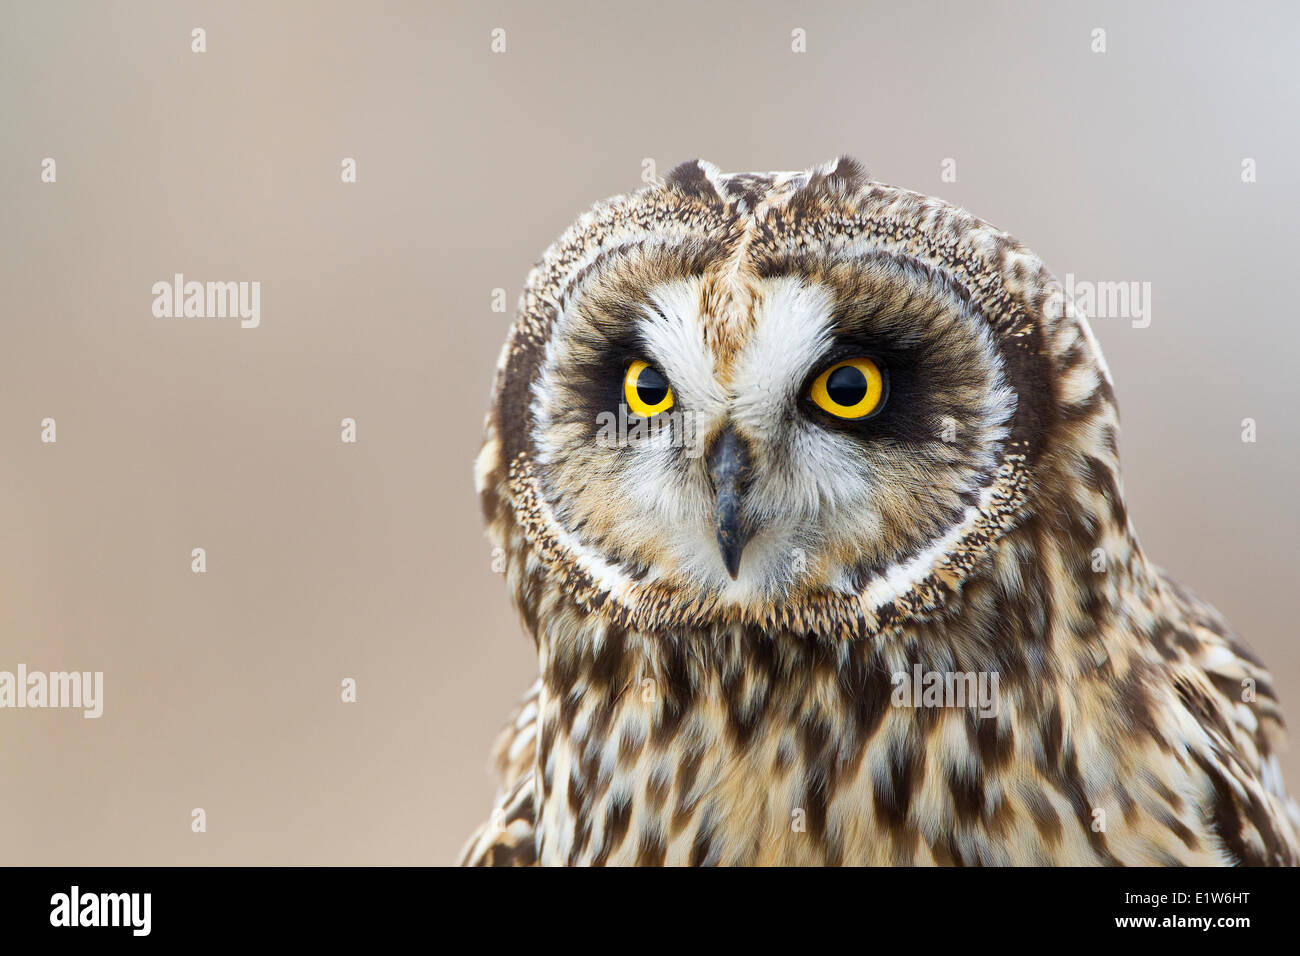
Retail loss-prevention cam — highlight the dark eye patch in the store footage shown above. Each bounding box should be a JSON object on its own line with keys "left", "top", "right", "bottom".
{"left": 800, "top": 337, "right": 939, "bottom": 443}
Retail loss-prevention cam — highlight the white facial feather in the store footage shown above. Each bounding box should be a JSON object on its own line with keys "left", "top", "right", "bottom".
{"left": 636, "top": 279, "right": 729, "bottom": 416}
{"left": 729, "top": 278, "right": 837, "bottom": 432}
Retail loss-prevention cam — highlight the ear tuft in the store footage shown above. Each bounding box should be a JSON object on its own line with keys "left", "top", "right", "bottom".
{"left": 803, "top": 155, "right": 869, "bottom": 197}
{"left": 828, "top": 155, "right": 869, "bottom": 188}
{"left": 661, "top": 159, "right": 724, "bottom": 201}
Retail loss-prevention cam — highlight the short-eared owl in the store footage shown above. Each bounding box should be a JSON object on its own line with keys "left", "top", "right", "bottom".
{"left": 460, "top": 158, "right": 1298, "bottom": 866}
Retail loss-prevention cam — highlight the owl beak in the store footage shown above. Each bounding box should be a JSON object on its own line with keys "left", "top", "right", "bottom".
{"left": 706, "top": 427, "right": 754, "bottom": 580}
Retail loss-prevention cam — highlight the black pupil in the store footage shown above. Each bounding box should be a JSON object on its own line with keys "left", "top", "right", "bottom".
{"left": 635, "top": 366, "right": 669, "bottom": 407}
{"left": 826, "top": 364, "right": 868, "bottom": 406}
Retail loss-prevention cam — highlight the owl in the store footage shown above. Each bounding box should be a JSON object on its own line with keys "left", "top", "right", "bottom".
{"left": 459, "top": 158, "right": 1299, "bottom": 866}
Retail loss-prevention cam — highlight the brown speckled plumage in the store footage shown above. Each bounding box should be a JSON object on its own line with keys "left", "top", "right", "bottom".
{"left": 459, "top": 158, "right": 1298, "bottom": 866}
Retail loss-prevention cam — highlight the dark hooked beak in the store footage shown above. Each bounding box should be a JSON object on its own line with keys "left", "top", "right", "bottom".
{"left": 706, "top": 427, "right": 754, "bottom": 580}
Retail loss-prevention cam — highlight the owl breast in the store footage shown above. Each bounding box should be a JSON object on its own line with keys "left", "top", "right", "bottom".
{"left": 528, "top": 607, "right": 1239, "bottom": 867}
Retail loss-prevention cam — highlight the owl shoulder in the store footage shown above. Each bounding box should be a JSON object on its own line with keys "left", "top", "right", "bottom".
{"left": 1149, "top": 569, "right": 1299, "bottom": 864}
{"left": 457, "top": 680, "right": 541, "bottom": 866}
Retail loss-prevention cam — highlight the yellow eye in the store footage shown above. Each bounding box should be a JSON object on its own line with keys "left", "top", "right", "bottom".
{"left": 809, "top": 357, "right": 886, "bottom": 419}
{"left": 623, "top": 360, "right": 675, "bottom": 417}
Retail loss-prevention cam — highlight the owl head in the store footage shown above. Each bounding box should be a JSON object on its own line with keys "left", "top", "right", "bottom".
{"left": 478, "top": 158, "right": 1119, "bottom": 640}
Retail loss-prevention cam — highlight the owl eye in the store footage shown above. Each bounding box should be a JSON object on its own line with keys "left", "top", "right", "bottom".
{"left": 623, "top": 360, "right": 675, "bottom": 417}
{"left": 808, "top": 357, "right": 886, "bottom": 420}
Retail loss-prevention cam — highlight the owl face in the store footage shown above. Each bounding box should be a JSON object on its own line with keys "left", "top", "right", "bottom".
{"left": 483, "top": 158, "right": 1092, "bottom": 637}
{"left": 531, "top": 252, "right": 1017, "bottom": 604}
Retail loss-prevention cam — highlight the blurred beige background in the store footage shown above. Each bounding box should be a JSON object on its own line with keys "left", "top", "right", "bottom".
{"left": 1, "top": 0, "right": 1296, "bottom": 864}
